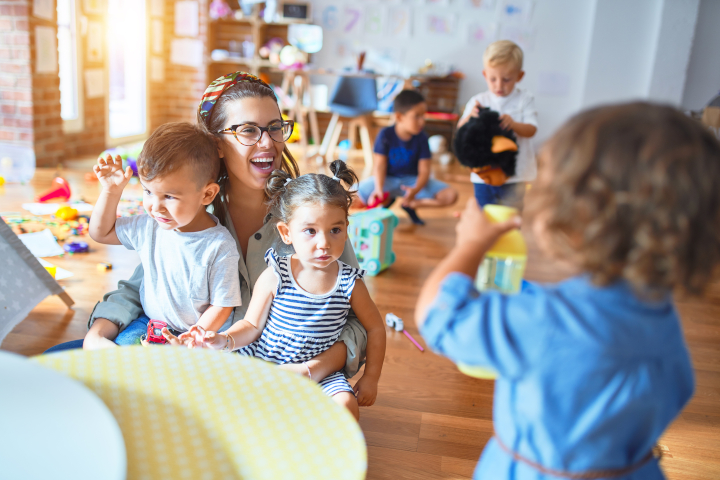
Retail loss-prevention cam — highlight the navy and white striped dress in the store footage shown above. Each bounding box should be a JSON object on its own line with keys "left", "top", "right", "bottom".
{"left": 238, "top": 248, "right": 365, "bottom": 397}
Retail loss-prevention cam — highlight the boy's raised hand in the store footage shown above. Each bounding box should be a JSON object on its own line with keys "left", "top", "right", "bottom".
{"left": 455, "top": 198, "right": 521, "bottom": 251}
{"left": 94, "top": 154, "right": 133, "bottom": 194}
{"left": 499, "top": 114, "right": 515, "bottom": 130}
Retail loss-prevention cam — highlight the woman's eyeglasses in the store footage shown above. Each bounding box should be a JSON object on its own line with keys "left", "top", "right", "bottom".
{"left": 217, "top": 120, "right": 294, "bottom": 146}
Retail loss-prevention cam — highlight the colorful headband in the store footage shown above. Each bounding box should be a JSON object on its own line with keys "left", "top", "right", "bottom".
{"left": 197, "top": 72, "right": 273, "bottom": 122}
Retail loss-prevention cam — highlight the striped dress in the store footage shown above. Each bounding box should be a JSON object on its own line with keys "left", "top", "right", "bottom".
{"left": 238, "top": 248, "right": 365, "bottom": 397}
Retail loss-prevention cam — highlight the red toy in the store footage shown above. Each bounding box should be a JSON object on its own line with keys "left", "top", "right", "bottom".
{"left": 146, "top": 320, "right": 169, "bottom": 344}
{"left": 366, "top": 192, "right": 389, "bottom": 209}
{"left": 37, "top": 177, "right": 72, "bottom": 202}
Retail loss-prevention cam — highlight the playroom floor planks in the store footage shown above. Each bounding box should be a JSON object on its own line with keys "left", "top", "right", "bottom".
{"left": 1, "top": 157, "right": 718, "bottom": 479}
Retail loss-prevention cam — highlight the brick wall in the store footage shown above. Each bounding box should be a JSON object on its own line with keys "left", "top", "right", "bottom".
{"left": 0, "top": 0, "right": 33, "bottom": 147}
{"left": 1, "top": 0, "right": 207, "bottom": 166}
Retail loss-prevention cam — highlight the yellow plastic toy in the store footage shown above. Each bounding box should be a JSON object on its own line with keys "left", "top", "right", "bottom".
{"left": 458, "top": 204, "right": 527, "bottom": 380}
{"left": 0, "top": 176, "right": 5, "bottom": 186}
{"left": 55, "top": 206, "right": 79, "bottom": 221}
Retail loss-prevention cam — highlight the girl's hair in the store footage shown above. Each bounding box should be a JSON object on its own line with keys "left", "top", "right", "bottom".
{"left": 196, "top": 80, "right": 300, "bottom": 226}
{"left": 526, "top": 102, "right": 720, "bottom": 296}
{"left": 264, "top": 160, "right": 359, "bottom": 224}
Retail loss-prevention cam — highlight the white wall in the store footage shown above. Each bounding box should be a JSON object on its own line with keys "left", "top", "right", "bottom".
{"left": 306, "top": 0, "right": 706, "bottom": 142}
{"left": 681, "top": 0, "right": 720, "bottom": 111}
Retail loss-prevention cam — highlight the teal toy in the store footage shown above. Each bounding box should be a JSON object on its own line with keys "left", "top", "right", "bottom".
{"left": 348, "top": 208, "right": 399, "bottom": 276}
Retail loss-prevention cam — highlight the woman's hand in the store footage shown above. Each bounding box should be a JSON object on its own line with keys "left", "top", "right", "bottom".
{"left": 353, "top": 375, "right": 378, "bottom": 406}
{"left": 93, "top": 154, "right": 133, "bottom": 195}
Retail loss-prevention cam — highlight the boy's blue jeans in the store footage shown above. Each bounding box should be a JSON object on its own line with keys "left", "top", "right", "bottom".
{"left": 473, "top": 182, "right": 527, "bottom": 208}
{"left": 114, "top": 314, "right": 152, "bottom": 345}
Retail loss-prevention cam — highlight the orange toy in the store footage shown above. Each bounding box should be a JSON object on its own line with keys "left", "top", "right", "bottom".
{"left": 37, "top": 177, "right": 72, "bottom": 202}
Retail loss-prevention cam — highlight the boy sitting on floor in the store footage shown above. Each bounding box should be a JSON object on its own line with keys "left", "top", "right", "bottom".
{"left": 354, "top": 90, "right": 458, "bottom": 225}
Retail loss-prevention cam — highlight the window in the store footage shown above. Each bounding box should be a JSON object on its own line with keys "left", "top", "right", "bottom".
{"left": 57, "top": 0, "right": 83, "bottom": 132}
{"left": 107, "top": 0, "right": 147, "bottom": 141}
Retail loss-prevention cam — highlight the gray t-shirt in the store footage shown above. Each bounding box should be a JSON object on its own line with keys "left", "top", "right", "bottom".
{"left": 115, "top": 214, "right": 242, "bottom": 331}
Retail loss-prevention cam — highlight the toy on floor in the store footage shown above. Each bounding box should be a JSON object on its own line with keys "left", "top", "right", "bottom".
{"left": 366, "top": 192, "right": 389, "bottom": 209}
{"left": 97, "top": 262, "right": 113, "bottom": 271}
{"left": 385, "top": 313, "right": 424, "bottom": 352}
{"left": 63, "top": 241, "right": 89, "bottom": 254}
{"left": 348, "top": 208, "right": 398, "bottom": 276}
{"left": 453, "top": 108, "right": 519, "bottom": 186}
{"left": 37, "top": 177, "right": 71, "bottom": 202}
{"left": 55, "top": 206, "right": 78, "bottom": 221}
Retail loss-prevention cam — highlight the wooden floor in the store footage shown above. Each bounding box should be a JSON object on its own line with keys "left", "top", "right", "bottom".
{"left": 1, "top": 156, "right": 719, "bottom": 479}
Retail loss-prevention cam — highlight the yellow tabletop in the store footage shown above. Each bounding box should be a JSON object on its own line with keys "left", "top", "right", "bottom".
{"left": 33, "top": 347, "right": 367, "bottom": 480}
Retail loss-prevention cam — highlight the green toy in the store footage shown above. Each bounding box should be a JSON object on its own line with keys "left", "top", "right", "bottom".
{"left": 100, "top": 142, "right": 144, "bottom": 177}
{"left": 348, "top": 208, "right": 399, "bottom": 276}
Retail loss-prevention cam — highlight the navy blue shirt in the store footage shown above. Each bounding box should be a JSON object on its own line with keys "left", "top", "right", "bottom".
{"left": 373, "top": 126, "right": 431, "bottom": 178}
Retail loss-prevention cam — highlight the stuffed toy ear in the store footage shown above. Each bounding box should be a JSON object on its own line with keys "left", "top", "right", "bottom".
{"left": 453, "top": 108, "right": 518, "bottom": 181}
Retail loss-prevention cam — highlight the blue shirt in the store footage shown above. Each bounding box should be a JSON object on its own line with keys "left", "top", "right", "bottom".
{"left": 421, "top": 273, "right": 694, "bottom": 480}
{"left": 373, "top": 126, "right": 431, "bottom": 178}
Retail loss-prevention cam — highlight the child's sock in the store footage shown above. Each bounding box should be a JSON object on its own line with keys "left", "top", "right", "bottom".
{"left": 402, "top": 205, "right": 425, "bottom": 225}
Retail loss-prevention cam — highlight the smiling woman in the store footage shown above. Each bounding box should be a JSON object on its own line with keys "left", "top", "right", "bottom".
{"left": 46, "top": 72, "right": 369, "bottom": 390}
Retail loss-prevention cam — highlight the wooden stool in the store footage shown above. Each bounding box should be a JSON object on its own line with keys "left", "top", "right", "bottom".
{"left": 320, "top": 113, "right": 374, "bottom": 177}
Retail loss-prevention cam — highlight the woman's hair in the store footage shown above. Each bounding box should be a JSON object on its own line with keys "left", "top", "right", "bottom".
{"left": 264, "top": 160, "right": 359, "bottom": 224}
{"left": 526, "top": 102, "right": 720, "bottom": 297}
{"left": 196, "top": 80, "right": 300, "bottom": 225}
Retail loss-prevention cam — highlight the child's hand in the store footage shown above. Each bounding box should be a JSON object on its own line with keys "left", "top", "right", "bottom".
{"left": 352, "top": 375, "right": 378, "bottom": 407}
{"left": 470, "top": 100, "right": 483, "bottom": 118}
{"left": 455, "top": 198, "right": 521, "bottom": 251}
{"left": 368, "top": 189, "right": 385, "bottom": 207}
{"left": 200, "top": 331, "right": 229, "bottom": 350}
{"left": 177, "top": 325, "right": 206, "bottom": 348}
{"left": 94, "top": 154, "right": 133, "bottom": 194}
{"left": 400, "top": 185, "right": 417, "bottom": 207}
{"left": 499, "top": 114, "right": 515, "bottom": 131}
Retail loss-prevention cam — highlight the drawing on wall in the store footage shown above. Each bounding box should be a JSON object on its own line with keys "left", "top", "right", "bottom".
{"left": 33, "top": 0, "right": 54, "bottom": 20}
{"left": 427, "top": 14, "right": 456, "bottom": 35}
{"left": 151, "top": 19, "right": 163, "bottom": 54}
{"left": 469, "top": 0, "right": 495, "bottom": 9}
{"left": 388, "top": 6, "right": 411, "bottom": 37}
{"left": 84, "top": 68, "right": 105, "bottom": 98}
{"left": 343, "top": 6, "right": 363, "bottom": 34}
{"left": 87, "top": 21, "right": 103, "bottom": 62}
{"left": 364, "top": 6, "right": 385, "bottom": 35}
{"left": 175, "top": 1, "right": 199, "bottom": 37}
{"left": 468, "top": 23, "right": 497, "bottom": 44}
{"left": 501, "top": 0, "right": 534, "bottom": 26}
{"left": 151, "top": 56, "right": 165, "bottom": 82}
{"left": 321, "top": 5, "right": 339, "bottom": 31}
{"left": 499, "top": 24, "right": 535, "bottom": 50}
{"left": 35, "top": 26, "right": 57, "bottom": 73}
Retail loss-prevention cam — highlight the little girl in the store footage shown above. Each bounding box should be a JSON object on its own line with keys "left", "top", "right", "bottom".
{"left": 416, "top": 102, "right": 720, "bottom": 479}
{"left": 188, "top": 160, "right": 386, "bottom": 420}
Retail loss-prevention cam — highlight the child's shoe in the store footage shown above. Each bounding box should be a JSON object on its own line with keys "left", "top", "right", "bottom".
{"left": 402, "top": 205, "right": 425, "bottom": 225}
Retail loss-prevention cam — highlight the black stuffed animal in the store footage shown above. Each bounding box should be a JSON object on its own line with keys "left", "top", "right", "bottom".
{"left": 453, "top": 108, "right": 519, "bottom": 186}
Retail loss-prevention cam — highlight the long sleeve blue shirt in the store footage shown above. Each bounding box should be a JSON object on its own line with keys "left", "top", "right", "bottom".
{"left": 420, "top": 273, "right": 694, "bottom": 479}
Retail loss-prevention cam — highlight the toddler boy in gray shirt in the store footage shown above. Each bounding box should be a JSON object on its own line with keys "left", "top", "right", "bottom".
{"left": 89, "top": 122, "right": 242, "bottom": 344}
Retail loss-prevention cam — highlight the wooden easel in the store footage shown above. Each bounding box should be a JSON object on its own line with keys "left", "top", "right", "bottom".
{"left": 281, "top": 69, "right": 321, "bottom": 159}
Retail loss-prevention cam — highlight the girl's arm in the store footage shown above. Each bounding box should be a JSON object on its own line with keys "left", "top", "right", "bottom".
{"left": 348, "top": 279, "right": 386, "bottom": 406}
{"left": 195, "top": 268, "right": 276, "bottom": 349}
{"left": 89, "top": 154, "right": 133, "bottom": 245}
{"left": 415, "top": 198, "right": 520, "bottom": 327}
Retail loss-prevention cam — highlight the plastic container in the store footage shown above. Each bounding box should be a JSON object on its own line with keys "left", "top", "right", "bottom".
{"left": 474, "top": 204, "right": 527, "bottom": 294}
{"left": 0, "top": 144, "right": 36, "bottom": 183}
{"left": 458, "top": 204, "right": 526, "bottom": 380}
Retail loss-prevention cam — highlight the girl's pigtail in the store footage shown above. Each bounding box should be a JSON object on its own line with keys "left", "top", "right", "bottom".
{"left": 265, "top": 169, "right": 292, "bottom": 217}
{"left": 329, "top": 160, "right": 359, "bottom": 188}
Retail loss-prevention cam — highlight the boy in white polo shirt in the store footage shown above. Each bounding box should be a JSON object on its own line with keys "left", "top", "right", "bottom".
{"left": 457, "top": 40, "right": 537, "bottom": 208}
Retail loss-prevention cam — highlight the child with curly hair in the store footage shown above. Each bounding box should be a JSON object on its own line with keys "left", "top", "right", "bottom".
{"left": 417, "top": 102, "right": 720, "bottom": 479}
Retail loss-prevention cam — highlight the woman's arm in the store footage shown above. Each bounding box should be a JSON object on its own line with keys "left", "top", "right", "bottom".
{"left": 348, "top": 280, "right": 386, "bottom": 406}
{"left": 83, "top": 318, "right": 120, "bottom": 349}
